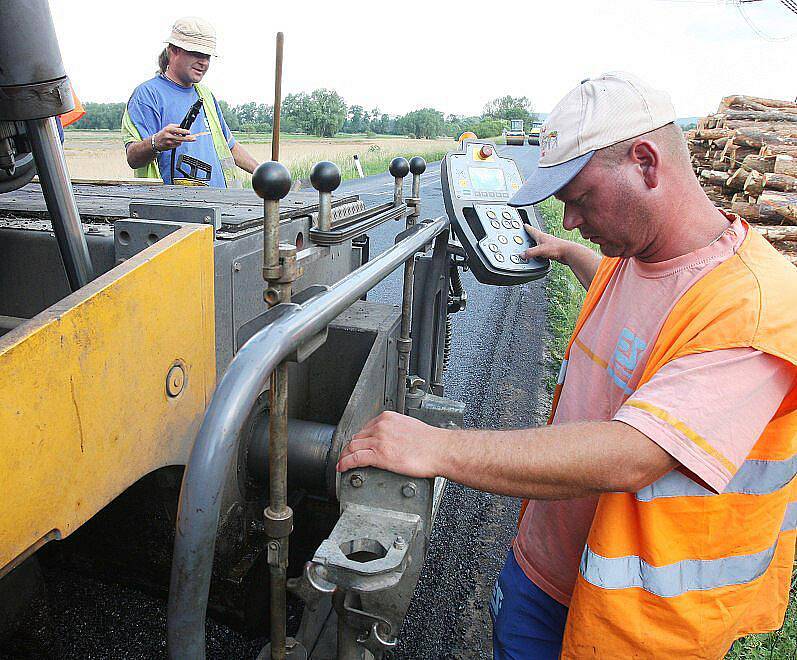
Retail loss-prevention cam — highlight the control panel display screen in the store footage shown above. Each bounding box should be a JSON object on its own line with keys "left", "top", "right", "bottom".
{"left": 468, "top": 167, "right": 506, "bottom": 193}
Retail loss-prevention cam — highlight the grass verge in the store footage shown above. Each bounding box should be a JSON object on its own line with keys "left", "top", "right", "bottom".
{"left": 241, "top": 146, "right": 451, "bottom": 188}
{"left": 536, "top": 198, "right": 593, "bottom": 392}
{"left": 537, "top": 199, "right": 797, "bottom": 658}
{"left": 288, "top": 147, "right": 450, "bottom": 181}
{"left": 726, "top": 570, "right": 797, "bottom": 659}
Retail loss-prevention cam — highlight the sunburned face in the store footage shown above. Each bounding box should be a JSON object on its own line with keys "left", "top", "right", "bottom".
{"left": 167, "top": 46, "right": 210, "bottom": 86}
{"left": 555, "top": 155, "right": 654, "bottom": 259}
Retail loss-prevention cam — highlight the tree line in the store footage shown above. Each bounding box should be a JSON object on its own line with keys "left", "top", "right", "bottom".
{"left": 71, "top": 92, "right": 537, "bottom": 140}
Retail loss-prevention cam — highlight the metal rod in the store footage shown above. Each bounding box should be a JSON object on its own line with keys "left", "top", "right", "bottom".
{"left": 272, "top": 32, "right": 284, "bottom": 162}
{"left": 25, "top": 117, "right": 93, "bottom": 290}
{"left": 396, "top": 204, "right": 418, "bottom": 413}
{"left": 269, "top": 366, "right": 290, "bottom": 513}
{"left": 411, "top": 172, "right": 422, "bottom": 217}
{"left": 263, "top": 243, "right": 294, "bottom": 660}
{"left": 393, "top": 176, "right": 403, "bottom": 207}
{"left": 269, "top": 561, "right": 288, "bottom": 659}
{"left": 268, "top": 358, "right": 289, "bottom": 660}
{"left": 333, "top": 590, "right": 360, "bottom": 659}
{"left": 266, "top": 276, "right": 292, "bottom": 660}
{"left": 263, "top": 199, "right": 281, "bottom": 280}
{"left": 167, "top": 216, "right": 449, "bottom": 659}
{"left": 317, "top": 191, "right": 331, "bottom": 231}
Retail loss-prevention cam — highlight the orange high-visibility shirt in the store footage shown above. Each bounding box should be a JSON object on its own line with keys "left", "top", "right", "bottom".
{"left": 554, "top": 218, "right": 797, "bottom": 658}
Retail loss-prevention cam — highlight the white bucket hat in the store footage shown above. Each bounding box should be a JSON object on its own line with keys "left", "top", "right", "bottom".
{"left": 509, "top": 72, "right": 676, "bottom": 207}
{"left": 166, "top": 16, "right": 218, "bottom": 57}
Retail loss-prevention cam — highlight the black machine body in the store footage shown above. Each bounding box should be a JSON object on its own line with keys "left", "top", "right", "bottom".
{"left": 441, "top": 140, "right": 550, "bottom": 285}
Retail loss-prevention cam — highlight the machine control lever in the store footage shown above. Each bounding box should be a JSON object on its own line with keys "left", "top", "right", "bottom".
{"left": 252, "top": 160, "right": 292, "bottom": 201}
{"left": 389, "top": 157, "right": 409, "bottom": 207}
{"left": 253, "top": 161, "right": 292, "bottom": 283}
{"left": 407, "top": 156, "right": 426, "bottom": 219}
{"left": 310, "top": 160, "right": 341, "bottom": 232}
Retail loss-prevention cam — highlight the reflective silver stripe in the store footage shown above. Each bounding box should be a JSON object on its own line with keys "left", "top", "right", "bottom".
{"left": 783, "top": 501, "right": 797, "bottom": 532}
{"left": 579, "top": 542, "right": 777, "bottom": 598}
{"left": 557, "top": 358, "right": 568, "bottom": 385}
{"left": 636, "top": 454, "right": 797, "bottom": 502}
{"left": 581, "top": 502, "right": 797, "bottom": 597}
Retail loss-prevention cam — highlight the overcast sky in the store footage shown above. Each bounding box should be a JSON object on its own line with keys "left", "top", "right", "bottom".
{"left": 50, "top": 0, "right": 794, "bottom": 118}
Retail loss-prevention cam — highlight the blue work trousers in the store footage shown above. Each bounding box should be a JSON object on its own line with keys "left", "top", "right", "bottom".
{"left": 490, "top": 550, "right": 569, "bottom": 660}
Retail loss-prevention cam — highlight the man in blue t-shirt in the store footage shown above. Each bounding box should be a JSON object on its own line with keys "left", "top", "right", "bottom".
{"left": 123, "top": 17, "right": 258, "bottom": 187}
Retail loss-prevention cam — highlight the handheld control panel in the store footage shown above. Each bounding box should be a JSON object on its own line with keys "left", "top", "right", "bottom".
{"left": 441, "top": 140, "right": 549, "bottom": 285}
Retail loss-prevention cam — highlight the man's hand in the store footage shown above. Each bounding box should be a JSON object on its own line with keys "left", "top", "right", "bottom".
{"left": 523, "top": 223, "right": 575, "bottom": 264}
{"left": 336, "top": 411, "right": 449, "bottom": 478}
{"left": 524, "top": 223, "right": 601, "bottom": 290}
{"left": 337, "top": 415, "right": 677, "bottom": 501}
{"left": 126, "top": 124, "right": 197, "bottom": 169}
{"left": 153, "top": 123, "right": 196, "bottom": 151}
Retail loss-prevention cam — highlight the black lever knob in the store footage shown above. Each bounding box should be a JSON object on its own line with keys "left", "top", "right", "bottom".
{"left": 389, "top": 157, "right": 409, "bottom": 179}
{"left": 310, "top": 161, "right": 341, "bottom": 193}
{"left": 409, "top": 156, "right": 426, "bottom": 176}
{"left": 252, "top": 161, "right": 292, "bottom": 201}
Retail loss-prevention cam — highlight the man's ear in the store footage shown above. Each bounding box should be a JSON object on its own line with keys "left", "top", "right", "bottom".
{"left": 630, "top": 139, "right": 660, "bottom": 189}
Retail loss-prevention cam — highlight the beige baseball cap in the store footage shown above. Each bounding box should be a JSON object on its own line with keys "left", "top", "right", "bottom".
{"left": 166, "top": 16, "right": 218, "bottom": 56}
{"left": 509, "top": 72, "right": 676, "bottom": 207}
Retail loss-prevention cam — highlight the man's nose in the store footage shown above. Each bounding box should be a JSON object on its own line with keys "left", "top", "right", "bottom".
{"left": 562, "top": 204, "right": 582, "bottom": 231}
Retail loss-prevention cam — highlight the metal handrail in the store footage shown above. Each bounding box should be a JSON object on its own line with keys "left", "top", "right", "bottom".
{"left": 167, "top": 216, "right": 449, "bottom": 659}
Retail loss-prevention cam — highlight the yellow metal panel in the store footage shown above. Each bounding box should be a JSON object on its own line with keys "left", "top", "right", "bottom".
{"left": 0, "top": 225, "right": 215, "bottom": 572}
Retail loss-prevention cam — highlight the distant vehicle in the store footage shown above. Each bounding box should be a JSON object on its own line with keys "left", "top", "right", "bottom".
{"left": 505, "top": 118, "right": 526, "bottom": 146}
{"left": 528, "top": 120, "right": 544, "bottom": 146}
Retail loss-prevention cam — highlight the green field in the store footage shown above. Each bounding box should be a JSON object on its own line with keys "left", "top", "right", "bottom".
{"left": 536, "top": 201, "right": 797, "bottom": 659}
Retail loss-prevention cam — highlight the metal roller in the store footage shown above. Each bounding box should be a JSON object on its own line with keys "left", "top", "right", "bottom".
{"left": 246, "top": 416, "right": 336, "bottom": 497}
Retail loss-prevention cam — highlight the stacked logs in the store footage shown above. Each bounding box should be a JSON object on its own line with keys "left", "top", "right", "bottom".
{"left": 687, "top": 95, "right": 797, "bottom": 264}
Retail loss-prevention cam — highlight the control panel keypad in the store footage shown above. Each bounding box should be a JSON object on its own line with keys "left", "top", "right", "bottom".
{"left": 474, "top": 204, "right": 535, "bottom": 271}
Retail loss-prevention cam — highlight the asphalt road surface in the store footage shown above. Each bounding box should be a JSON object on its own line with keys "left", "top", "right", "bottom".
{"left": 1, "top": 144, "right": 549, "bottom": 660}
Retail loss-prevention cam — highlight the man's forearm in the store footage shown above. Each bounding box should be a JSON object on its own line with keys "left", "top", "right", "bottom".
{"left": 126, "top": 139, "right": 156, "bottom": 170}
{"left": 436, "top": 421, "right": 676, "bottom": 500}
{"left": 564, "top": 243, "right": 602, "bottom": 290}
{"left": 231, "top": 142, "right": 258, "bottom": 174}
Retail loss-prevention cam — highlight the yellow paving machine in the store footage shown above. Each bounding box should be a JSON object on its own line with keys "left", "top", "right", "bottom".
{"left": 0, "top": 2, "right": 468, "bottom": 657}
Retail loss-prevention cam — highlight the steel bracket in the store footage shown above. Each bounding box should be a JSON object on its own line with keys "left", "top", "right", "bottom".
{"left": 129, "top": 201, "right": 220, "bottom": 230}
{"left": 113, "top": 217, "right": 184, "bottom": 263}
{"left": 311, "top": 504, "right": 420, "bottom": 593}
{"left": 405, "top": 390, "right": 465, "bottom": 430}
{"left": 236, "top": 285, "right": 330, "bottom": 360}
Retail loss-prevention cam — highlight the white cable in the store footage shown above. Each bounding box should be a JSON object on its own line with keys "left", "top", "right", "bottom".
{"left": 735, "top": 0, "right": 796, "bottom": 41}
